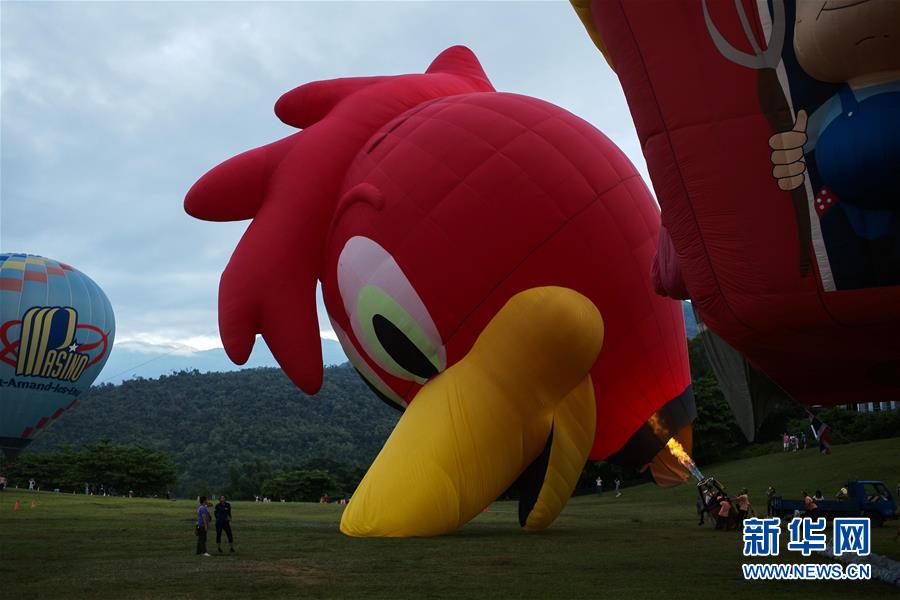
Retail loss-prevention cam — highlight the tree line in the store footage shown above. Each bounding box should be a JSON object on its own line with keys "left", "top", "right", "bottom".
{"left": 3, "top": 439, "right": 176, "bottom": 496}
{"left": 225, "top": 456, "right": 365, "bottom": 501}
{"left": 11, "top": 345, "right": 898, "bottom": 498}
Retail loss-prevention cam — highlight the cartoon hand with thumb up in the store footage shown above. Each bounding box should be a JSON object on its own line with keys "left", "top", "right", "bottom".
{"left": 768, "top": 109, "right": 808, "bottom": 191}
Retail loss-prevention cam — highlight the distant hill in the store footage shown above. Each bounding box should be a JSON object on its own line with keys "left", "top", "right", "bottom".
{"left": 97, "top": 337, "right": 347, "bottom": 384}
{"left": 30, "top": 365, "right": 399, "bottom": 494}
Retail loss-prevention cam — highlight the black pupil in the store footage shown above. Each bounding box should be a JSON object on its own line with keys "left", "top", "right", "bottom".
{"left": 372, "top": 314, "right": 439, "bottom": 380}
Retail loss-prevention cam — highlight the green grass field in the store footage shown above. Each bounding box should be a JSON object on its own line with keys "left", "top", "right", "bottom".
{"left": 2, "top": 438, "right": 898, "bottom": 599}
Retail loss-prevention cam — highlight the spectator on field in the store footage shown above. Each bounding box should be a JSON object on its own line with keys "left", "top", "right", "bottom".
{"left": 196, "top": 496, "right": 212, "bottom": 556}
{"left": 716, "top": 496, "right": 732, "bottom": 530}
{"left": 595, "top": 476, "right": 603, "bottom": 497}
{"left": 215, "top": 495, "right": 235, "bottom": 553}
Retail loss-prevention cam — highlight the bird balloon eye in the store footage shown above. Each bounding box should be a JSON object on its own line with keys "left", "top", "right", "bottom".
{"left": 337, "top": 236, "right": 446, "bottom": 384}
{"left": 371, "top": 315, "right": 439, "bottom": 380}
{"left": 355, "top": 285, "right": 441, "bottom": 383}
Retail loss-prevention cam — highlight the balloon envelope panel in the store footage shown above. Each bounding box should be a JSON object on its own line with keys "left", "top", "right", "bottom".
{"left": 0, "top": 253, "right": 115, "bottom": 457}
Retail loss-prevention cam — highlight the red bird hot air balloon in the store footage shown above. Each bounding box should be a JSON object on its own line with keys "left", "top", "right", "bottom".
{"left": 186, "top": 46, "right": 693, "bottom": 536}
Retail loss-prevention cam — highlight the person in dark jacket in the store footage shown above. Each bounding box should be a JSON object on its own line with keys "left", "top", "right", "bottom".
{"left": 215, "top": 495, "right": 235, "bottom": 553}
{"left": 766, "top": 486, "right": 776, "bottom": 516}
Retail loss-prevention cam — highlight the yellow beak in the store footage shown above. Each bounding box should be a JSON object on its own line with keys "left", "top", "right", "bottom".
{"left": 340, "top": 286, "right": 604, "bottom": 537}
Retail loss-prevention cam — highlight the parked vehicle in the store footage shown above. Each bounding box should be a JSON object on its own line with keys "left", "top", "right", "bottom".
{"left": 772, "top": 480, "right": 897, "bottom": 527}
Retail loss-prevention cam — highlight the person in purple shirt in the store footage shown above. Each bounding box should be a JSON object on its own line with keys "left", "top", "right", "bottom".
{"left": 196, "top": 496, "right": 211, "bottom": 556}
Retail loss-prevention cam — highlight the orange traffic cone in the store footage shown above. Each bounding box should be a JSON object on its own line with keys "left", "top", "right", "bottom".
{"left": 14, "top": 499, "right": 21, "bottom": 511}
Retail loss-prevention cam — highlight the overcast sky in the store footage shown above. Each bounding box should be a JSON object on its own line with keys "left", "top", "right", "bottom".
{"left": 1, "top": 1, "right": 649, "bottom": 358}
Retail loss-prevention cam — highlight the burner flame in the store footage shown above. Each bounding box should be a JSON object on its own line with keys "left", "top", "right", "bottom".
{"left": 666, "top": 437, "right": 704, "bottom": 481}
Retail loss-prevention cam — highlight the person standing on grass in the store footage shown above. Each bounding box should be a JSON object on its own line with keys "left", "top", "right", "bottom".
{"left": 803, "top": 491, "right": 818, "bottom": 518}
{"left": 716, "top": 496, "right": 732, "bottom": 530}
{"left": 196, "top": 496, "right": 212, "bottom": 556}
{"left": 595, "top": 476, "right": 603, "bottom": 497}
{"left": 614, "top": 478, "right": 621, "bottom": 497}
{"left": 215, "top": 495, "right": 235, "bottom": 553}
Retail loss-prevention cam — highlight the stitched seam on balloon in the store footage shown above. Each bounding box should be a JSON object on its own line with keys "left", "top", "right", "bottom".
{"left": 441, "top": 174, "right": 643, "bottom": 350}
{"left": 372, "top": 109, "right": 573, "bottom": 326}
{"left": 367, "top": 100, "right": 569, "bottom": 238}
{"left": 424, "top": 125, "right": 571, "bottom": 223}
{"left": 533, "top": 105, "right": 634, "bottom": 188}
{"left": 351, "top": 94, "right": 573, "bottom": 224}
{"left": 618, "top": 2, "right": 751, "bottom": 332}
{"left": 409, "top": 98, "right": 586, "bottom": 221}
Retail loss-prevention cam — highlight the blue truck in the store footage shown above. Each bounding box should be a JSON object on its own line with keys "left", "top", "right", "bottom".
{"left": 771, "top": 480, "right": 898, "bottom": 527}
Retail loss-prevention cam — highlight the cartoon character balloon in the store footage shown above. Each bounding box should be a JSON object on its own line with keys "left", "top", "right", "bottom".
{"left": 0, "top": 254, "right": 114, "bottom": 459}
{"left": 186, "top": 47, "right": 693, "bottom": 537}
{"left": 574, "top": 0, "right": 900, "bottom": 406}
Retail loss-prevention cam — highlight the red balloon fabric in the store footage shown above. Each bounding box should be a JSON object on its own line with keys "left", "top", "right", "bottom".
{"left": 583, "top": 1, "right": 900, "bottom": 405}
{"left": 651, "top": 226, "right": 689, "bottom": 301}
{"left": 187, "top": 46, "right": 691, "bottom": 468}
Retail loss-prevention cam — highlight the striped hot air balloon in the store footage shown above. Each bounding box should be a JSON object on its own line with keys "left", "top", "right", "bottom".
{"left": 0, "top": 253, "right": 114, "bottom": 459}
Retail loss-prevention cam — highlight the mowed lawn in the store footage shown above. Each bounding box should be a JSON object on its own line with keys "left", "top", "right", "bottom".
{"left": 2, "top": 438, "right": 898, "bottom": 599}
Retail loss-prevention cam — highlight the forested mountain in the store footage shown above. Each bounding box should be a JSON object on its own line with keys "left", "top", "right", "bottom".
{"left": 29, "top": 365, "right": 399, "bottom": 495}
